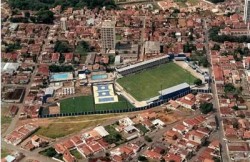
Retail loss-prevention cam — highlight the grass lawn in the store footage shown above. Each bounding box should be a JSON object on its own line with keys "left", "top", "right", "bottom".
{"left": 135, "top": 123, "right": 149, "bottom": 134}
{"left": 1, "top": 147, "right": 10, "bottom": 158}
{"left": 104, "top": 125, "right": 125, "bottom": 145}
{"left": 1, "top": 114, "right": 12, "bottom": 134}
{"left": 70, "top": 149, "right": 82, "bottom": 159}
{"left": 187, "top": 0, "right": 199, "bottom": 5}
{"left": 117, "top": 62, "right": 197, "bottom": 101}
{"left": 116, "top": 34, "right": 122, "bottom": 41}
{"left": 60, "top": 96, "right": 94, "bottom": 113}
{"left": 95, "top": 95, "right": 134, "bottom": 111}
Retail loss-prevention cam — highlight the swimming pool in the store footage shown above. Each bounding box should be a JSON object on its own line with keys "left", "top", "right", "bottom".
{"left": 50, "top": 73, "right": 73, "bottom": 82}
{"left": 91, "top": 74, "right": 108, "bottom": 80}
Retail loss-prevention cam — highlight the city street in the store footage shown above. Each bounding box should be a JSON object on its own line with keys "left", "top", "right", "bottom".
{"left": 203, "top": 19, "right": 230, "bottom": 162}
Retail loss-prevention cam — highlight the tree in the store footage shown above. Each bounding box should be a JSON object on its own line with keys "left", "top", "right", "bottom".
{"left": 200, "top": 102, "right": 213, "bottom": 114}
{"left": 24, "top": 11, "right": 30, "bottom": 18}
{"left": 108, "top": 55, "right": 115, "bottom": 64}
{"left": 138, "top": 156, "right": 148, "bottom": 162}
{"left": 75, "top": 41, "right": 92, "bottom": 56}
{"left": 194, "top": 79, "right": 202, "bottom": 86}
{"left": 224, "top": 83, "right": 236, "bottom": 94}
{"left": 144, "top": 135, "right": 152, "bottom": 142}
{"left": 200, "top": 57, "right": 209, "bottom": 67}
{"left": 232, "top": 105, "right": 238, "bottom": 110}
{"left": 212, "top": 44, "right": 220, "bottom": 50}
{"left": 36, "top": 10, "right": 54, "bottom": 24}
{"left": 54, "top": 41, "right": 71, "bottom": 53}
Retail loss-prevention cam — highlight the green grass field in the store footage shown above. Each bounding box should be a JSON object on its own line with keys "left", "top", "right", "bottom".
{"left": 60, "top": 96, "right": 94, "bottom": 113}
{"left": 60, "top": 95, "right": 134, "bottom": 113}
{"left": 95, "top": 96, "right": 134, "bottom": 111}
{"left": 117, "top": 62, "right": 197, "bottom": 101}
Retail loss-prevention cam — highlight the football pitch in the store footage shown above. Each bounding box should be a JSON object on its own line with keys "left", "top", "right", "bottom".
{"left": 117, "top": 62, "right": 197, "bottom": 101}
{"left": 60, "top": 95, "right": 134, "bottom": 114}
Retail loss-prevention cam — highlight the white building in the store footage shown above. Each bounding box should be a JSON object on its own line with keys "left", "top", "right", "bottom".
{"left": 244, "top": 0, "right": 250, "bottom": 23}
{"left": 118, "top": 117, "right": 134, "bottom": 126}
{"left": 60, "top": 17, "right": 67, "bottom": 31}
{"left": 101, "top": 20, "right": 116, "bottom": 52}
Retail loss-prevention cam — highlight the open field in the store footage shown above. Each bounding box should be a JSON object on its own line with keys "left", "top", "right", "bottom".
{"left": 117, "top": 62, "right": 197, "bottom": 101}
{"left": 35, "top": 114, "right": 125, "bottom": 139}
{"left": 1, "top": 104, "right": 12, "bottom": 134}
{"left": 60, "top": 95, "right": 134, "bottom": 114}
{"left": 1, "top": 147, "right": 11, "bottom": 158}
{"left": 60, "top": 96, "right": 94, "bottom": 113}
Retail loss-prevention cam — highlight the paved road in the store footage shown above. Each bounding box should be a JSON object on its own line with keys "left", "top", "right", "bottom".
{"left": 203, "top": 19, "right": 230, "bottom": 162}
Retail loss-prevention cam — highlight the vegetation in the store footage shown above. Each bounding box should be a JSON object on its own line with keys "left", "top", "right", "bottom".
{"left": 4, "top": 42, "right": 21, "bottom": 53}
{"left": 220, "top": 47, "right": 250, "bottom": 61}
{"left": 108, "top": 55, "right": 115, "bottom": 64}
{"left": 208, "top": 0, "right": 224, "bottom": 4}
{"left": 95, "top": 95, "right": 134, "bottom": 111}
{"left": 194, "top": 78, "right": 202, "bottom": 86}
{"left": 135, "top": 123, "right": 149, "bottom": 134}
{"left": 36, "top": 10, "right": 54, "bottom": 24}
{"left": 1, "top": 147, "right": 10, "bottom": 158}
{"left": 117, "top": 62, "right": 197, "bottom": 101}
{"left": 39, "top": 147, "right": 57, "bottom": 157}
{"left": 75, "top": 41, "right": 92, "bottom": 56}
{"left": 183, "top": 42, "right": 196, "bottom": 53}
{"left": 209, "top": 27, "right": 250, "bottom": 43}
{"left": 36, "top": 118, "right": 108, "bottom": 138}
{"left": 10, "top": 10, "right": 54, "bottom": 24}
{"left": 144, "top": 135, "right": 152, "bottom": 142}
{"left": 8, "top": 0, "right": 117, "bottom": 11}
{"left": 60, "top": 96, "right": 94, "bottom": 113}
{"left": 70, "top": 149, "right": 82, "bottom": 159}
{"left": 59, "top": 95, "right": 134, "bottom": 114}
{"left": 212, "top": 44, "right": 220, "bottom": 50}
{"left": 49, "top": 64, "right": 74, "bottom": 72}
{"left": 232, "top": 105, "right": 238, "bottom": 111}
{"left": 224, "top": 83, "right": 236, "bottom": 94}
{"left": 190, "top": 51, "right": 209, "bottom": 67}
{"left": 138, "top": 156, "right": 148, "bottom": 162}
{"left": 1, "top": 116, "right": 12, "bottom": 125}
{"left": 54, "top": 41, "right": 72, "bottom": 53}
{"left": 200, "top": 102, "right": 213, "bottom": 114}
{"left": 104, "top": 125, "right": 124, "bottom": 145}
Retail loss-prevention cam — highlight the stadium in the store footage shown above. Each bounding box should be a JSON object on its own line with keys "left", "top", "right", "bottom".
{"left": 40, "top": 57, "right": 200, "bottom": 118}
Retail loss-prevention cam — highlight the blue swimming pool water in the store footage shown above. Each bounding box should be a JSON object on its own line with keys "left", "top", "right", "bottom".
{"left": 91, "top": 74, "right": 108, "bottom": 80}
{"left": 51, "top": 73, "right": 69, "bottom": 81}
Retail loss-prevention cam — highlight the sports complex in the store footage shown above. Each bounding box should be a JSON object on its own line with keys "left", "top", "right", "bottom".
{"left": 40, "top": 56, "right": 200, "bottom": 117}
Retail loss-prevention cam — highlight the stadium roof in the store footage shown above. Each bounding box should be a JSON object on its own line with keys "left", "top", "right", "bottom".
{"left": 116, "top": 55, "right": 169, "bottom": 72}
{"left": 93, "top": 126, "right": 109, "bottom": 137}
{"left": 159, "top": 83, "right": 190, "bottom": 96}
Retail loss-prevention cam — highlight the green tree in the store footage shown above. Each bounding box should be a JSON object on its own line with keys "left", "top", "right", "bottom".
{"left": 54, "top": 41, "right": 71, "bottom": 53}
{"left": 24, "top": 11, "right": 30, "bottom": 18}
{"left": 138, "top": 156, "right": 148, "bottom": 162}
{"left": 232, "top": 105, "right": 238, "bottom": 110}
{"left": 224, "top": 83, "right": 236, "bottom": 94}
{"left": 75, "top": 41, "right": 92, "bottom": 56}
{"left": 144, "top": 135, "right": 152, "bottom": 142}
{"left": 194, "top": 79, "right": 202, "bottom": 86}
{"left": 200, "top": 102, "right": 213, "bottom": 114}
{"left": 108, "top": 55, "right": 115, "bottom": 64}
{"left": 212, "top": 44, "right": 220, "bottom": 50}
{"left": 36, "top": 10, "right": 54, "bottom": 24}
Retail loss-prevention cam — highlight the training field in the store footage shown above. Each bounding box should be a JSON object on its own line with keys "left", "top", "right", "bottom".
{"left": 117, "top": 62, "right": 197, "bottom": 101}
{"left": 60, "top": 96, "right": 94, "bottom": 113}
{"left": 59, "top": 95, "right": 134, "bottom": 114}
